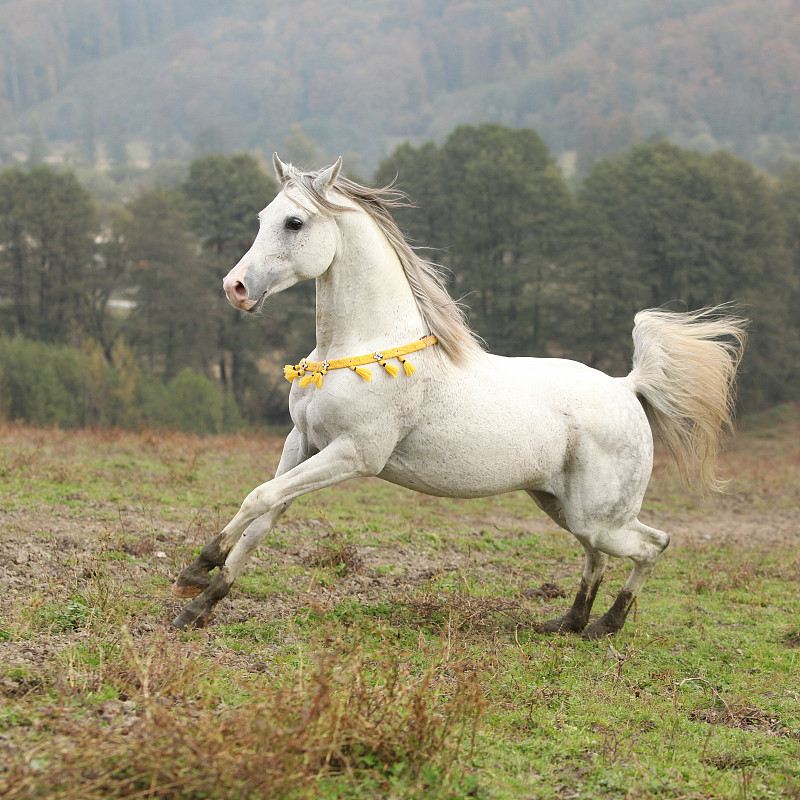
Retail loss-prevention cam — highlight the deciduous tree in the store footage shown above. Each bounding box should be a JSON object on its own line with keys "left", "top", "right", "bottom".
{"left": 114, "top": 188, "right": 213, "bottom": 380}
{"left": 0, "top": 166, "right": 97, "bottom": 343}
{"left": 572, "top": 142, "right": 797, "bottom": 404}
{"left": 181, "top": 153, "right": 282, "bottom": 405}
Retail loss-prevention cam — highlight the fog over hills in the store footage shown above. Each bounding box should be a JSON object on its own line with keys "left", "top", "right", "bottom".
{"left": 1, "top": 0, "right": 799, "bottom": 172}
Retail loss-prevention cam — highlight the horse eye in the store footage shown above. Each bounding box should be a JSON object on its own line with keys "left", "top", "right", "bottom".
{"left": 285, "top": 216, "right": 303, "bottom": 231}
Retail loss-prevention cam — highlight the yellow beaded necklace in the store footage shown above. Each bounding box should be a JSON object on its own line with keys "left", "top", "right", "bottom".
{"left": 284, "top": 335, "right": 437, "bottom": 389}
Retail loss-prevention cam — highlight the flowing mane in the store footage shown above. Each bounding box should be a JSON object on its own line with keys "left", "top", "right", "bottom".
{"left": 279, "top": 163, "right": 484, "bottom": 365}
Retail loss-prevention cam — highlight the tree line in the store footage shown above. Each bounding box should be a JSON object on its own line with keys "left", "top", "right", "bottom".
{"left": 0, "top": 123, "right": 798, "bottom": 431}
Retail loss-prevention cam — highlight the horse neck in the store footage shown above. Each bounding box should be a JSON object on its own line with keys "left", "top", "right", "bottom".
{"left": 314, "top": 209, "right": 426, "bottom": 357}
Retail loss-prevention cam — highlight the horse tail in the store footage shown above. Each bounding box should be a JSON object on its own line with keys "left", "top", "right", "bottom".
{"left": 627, "top": 305, "right": 747, "bottom": 492}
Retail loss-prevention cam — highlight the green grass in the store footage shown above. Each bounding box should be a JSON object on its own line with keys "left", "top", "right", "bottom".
{"left": 1, "top": 412, "right": 799, "bottom": 799}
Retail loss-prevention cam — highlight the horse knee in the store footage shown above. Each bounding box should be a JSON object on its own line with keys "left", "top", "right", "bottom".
{"left": 237, "top": 484, "right": 275, "bottom": 522}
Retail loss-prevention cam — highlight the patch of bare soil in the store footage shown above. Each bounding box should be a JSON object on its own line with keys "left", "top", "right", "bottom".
{"left": 690, "top": 705, "right": 800, "bottom": 739}
{"left": 2, "top": 479, "right": 799, "bottom": 635}
{"left": 641, "top": 502, "right": 800, "bottom": 550}
{"left": 2, "top": 411, "right": 799, "bottom": 636}
{"left": 0, "top": 501, "right": 573, "bottom": 641}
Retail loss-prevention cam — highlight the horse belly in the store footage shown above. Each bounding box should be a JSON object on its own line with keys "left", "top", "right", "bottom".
{"left": 379, "top": 444, "right": 557, "bottom": 498}
{"left": 379, "top": 389, "right": 568, "bottom": 498}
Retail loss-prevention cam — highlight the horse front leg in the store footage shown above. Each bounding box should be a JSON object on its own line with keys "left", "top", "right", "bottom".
{"left": 172, "top": 505, "right": 288, "bottom": 629}
{"left": 171, "top": 436, "right": 378, "bottom": 629}
{"left": 173, "top": 427, "right": 308, "bottom": 599}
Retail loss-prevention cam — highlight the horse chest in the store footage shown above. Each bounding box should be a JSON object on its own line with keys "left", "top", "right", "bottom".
{"left": 289, "top": 371, "right": 425, "bottom": 459}
{"left": 288, "top": 382, "right": 379, "bottom": 451}
{"left": 289, "top": 388, "right": 333, "bottom": 449}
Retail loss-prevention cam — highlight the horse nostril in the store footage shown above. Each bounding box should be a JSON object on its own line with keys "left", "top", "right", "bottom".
{"left": 233, "top": 281, "right": 248, "bottom": 302}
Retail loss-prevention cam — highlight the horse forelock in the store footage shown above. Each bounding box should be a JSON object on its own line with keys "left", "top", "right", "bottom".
{"left": 279, "top": 165, "right": 483, "bottom": 365}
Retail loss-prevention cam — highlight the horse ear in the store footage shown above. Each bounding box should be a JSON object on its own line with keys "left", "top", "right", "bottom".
{"left": 312, "top": 157, "right": 343, "bottom": 193}
{"left": 273, "top": 152, "right": 289, "bottom": 184}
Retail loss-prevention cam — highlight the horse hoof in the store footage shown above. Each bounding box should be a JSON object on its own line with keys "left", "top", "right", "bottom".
{"left": 172, "top": 567, "right": 212, "bottom": 598}
{"left": 171, "top": 608, "right": 213, "bottom": 630}
{"left": 536, "top": 615, "right": 585, "bottom": 635}
{"left": 581, "top": 620, "right": 618, "bottom": 640}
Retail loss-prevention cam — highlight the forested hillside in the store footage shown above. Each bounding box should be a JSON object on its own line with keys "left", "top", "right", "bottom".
{"left": 2, "top": 0, "right": 800, "bottom": 172}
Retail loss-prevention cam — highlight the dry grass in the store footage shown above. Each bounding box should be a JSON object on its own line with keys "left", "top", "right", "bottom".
{"left": 690, "top": 704, "right": 800, "bottom": 739}
{"left": 400, "top": 592, "right": 540, "bottom": 632}
{"left": 1, "top": 631, "right": 486, "bottom": 800}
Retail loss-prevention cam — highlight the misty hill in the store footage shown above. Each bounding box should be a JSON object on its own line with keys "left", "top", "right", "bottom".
{"left": 1, "top": 0, "right": 799, "bottom": 172}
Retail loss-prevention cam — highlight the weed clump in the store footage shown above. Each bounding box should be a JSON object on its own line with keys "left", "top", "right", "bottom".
{"left": 690, "top": 704, "right": 800, "bottom": 738}
{"left": 304, "top": 533, "right": 364, "bottom": 575}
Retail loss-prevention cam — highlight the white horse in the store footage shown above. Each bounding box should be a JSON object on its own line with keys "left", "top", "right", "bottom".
{"left": 172, "top": 155, "right": 746, "bottom": 638}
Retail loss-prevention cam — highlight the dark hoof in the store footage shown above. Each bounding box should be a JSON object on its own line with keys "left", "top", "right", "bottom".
{"left": 535, "top": 614, "right": 586, "bottom": 635}
{"left": 581, "top": 619, "right": 620, "bottom": 640}
{"left": 171, "top": 570, "right": 230, "bottom": 630}
{"left": 171, "top": 607, "right": 213, "bottom": 630}
{"left": 582, "top": 589, "right": 633, "bottom": 639}
{"left": 171, "top": 593, "right": 216, "bottom": 629}
{"left": 172, "top": 566, "right": 213, "bottom": 598}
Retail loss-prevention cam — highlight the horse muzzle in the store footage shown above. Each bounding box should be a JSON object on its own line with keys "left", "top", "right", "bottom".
{"left": 223, "top": 278, "right": 258, "bottom": 311}
{"left": 223, "top": 260, "right": 264, "bottom": 311}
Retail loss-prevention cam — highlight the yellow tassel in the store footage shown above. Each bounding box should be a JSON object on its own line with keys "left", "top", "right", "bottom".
{"left": 311, "top": 372, "right": 323, "bottom": 389}
{"left": 402, "top": 358, "right": 415, "bottom": 376}
{"left": 284, "top": 365, "right": 299, "bottom": 382}
{"left": 354, "top": 366, "right": 372, "bottom": 382}
{"left": 299, "top": 374, "right": 314, "bottom": 388}
{"left": 383, "top": 362, "right": 399, "bottom": 377}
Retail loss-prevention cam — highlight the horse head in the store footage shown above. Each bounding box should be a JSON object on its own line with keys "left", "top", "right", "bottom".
{"left": 222, "top": 154, "right": 343, "bottom": 312}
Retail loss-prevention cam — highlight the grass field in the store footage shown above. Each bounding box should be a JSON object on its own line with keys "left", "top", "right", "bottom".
{"left": 1, "top": 405, "right": 799, "bottom": 799}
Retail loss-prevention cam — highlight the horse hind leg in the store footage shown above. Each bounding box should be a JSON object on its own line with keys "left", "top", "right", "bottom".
{"left": 538, "top": 544, "right": 609, "bottom": 633}
{"left": 581, "top": 519, "right": 670, "bottom": 640}
{"left": 527, "top": 490, "right": 608, "bottom": 634}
